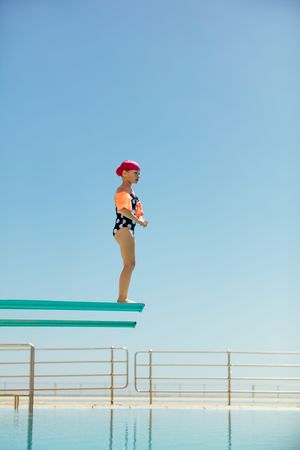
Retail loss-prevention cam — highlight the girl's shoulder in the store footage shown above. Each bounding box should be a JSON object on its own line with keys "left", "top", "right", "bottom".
{"left": 115, "top": 186, "right": 134, "bottom": 195}
{"left": 115, "top": 187, "right": 130, "bottom": 194}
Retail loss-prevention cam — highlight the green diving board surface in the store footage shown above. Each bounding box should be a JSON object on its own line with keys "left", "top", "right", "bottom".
{"left": 0, "top": 319, "right": 136, "bottom": 328}
{"left": 0, "top": 300, "right": 145, "bottom": 312}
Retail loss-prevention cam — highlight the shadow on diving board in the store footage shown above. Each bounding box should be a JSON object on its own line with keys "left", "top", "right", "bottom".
{"left": 0, "top": 319, "right": 137, "bottom": 328}
{"left": 0, "top": 300, "right": 145, "bottom": 312}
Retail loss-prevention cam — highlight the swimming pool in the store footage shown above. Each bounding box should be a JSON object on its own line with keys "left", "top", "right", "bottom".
{"left": 1, "top": 407, "right": 300, "bottom": 450}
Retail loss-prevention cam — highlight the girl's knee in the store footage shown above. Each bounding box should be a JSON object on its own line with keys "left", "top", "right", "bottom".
{"left": 124, "top": 260, "right": 136, "bottom": 271}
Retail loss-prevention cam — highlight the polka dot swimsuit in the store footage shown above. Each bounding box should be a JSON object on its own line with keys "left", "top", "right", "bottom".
{"left": 113, "top": 192, "right": 139, "bottom": 236}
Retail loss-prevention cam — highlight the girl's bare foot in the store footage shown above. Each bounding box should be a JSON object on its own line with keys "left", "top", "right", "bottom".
{"left": 117, "top": 298, "right": 136, "bottom": 304}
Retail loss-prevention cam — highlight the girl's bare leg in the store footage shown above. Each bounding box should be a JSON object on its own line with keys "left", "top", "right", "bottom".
{"left": 114, "top": 228, "right": 136, "bottom": 302}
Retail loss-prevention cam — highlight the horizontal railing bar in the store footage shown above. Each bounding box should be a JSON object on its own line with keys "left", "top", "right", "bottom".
{"left": 136, "top": 377, "right": 228, "bottom": 380}
{"left": 6, "top": 387, "right": 291, "bottom": 394}
{"left": 0, "top": 344, "right": 33, "bottom": 349}
{"left": 231, "top": 364, "right": 300, "bottom": 367}
{"left": 3, "top": 361, "right": 299, "bottom": 367}
{"left": 135, "top": 376, "right": 300, "bottom": 381}
{"left": 0, "top": 386, "right": 127, "bottom": 392}
{"left": 0, "top": 360, "right": 127, "bottom": 365}
{"left": 135, "top": 389, "right": 228, "bottom": 394}
{"left": 136, "top": 363, "right": 300, "bottom": 367}
{"left": 35, "top": 360, "right": 127, "bottom": 364}
{"left": 36, "top": 347, "right": 127, "bottom": 351}
{"left": 0, "top": 347, "right": 127, "bottom": 351}
{"left": 135, "top": 350, "right": 300, "bottom": 355}
{"left": 231, "top": 377, "right": 300, "bottom": 381}
{"left": 0, "top": 362, "right": 30, "bottom": 365}
{"left": 135, "top": 388, "right": 300, "bottom": 394}
{"left": 231, "top": 390, "right": 300, "bottom": 394}
{"left": 0, "top": 373, "right": 126, "bottom": 378}
{"left": 136, "top": 363, "right": 227, "bottom": 367}
{"left": 37, "top": 360, "right": 127, "bottom": 365}
{"left": 231, "top": 351, "right": 300, "bottom": 355}
{"left": 0, "top": 394, "right": 29, "bottom": 397}
{"left": 2, "top": 348, "right": 299, "bottom": 354}
{"left": 136, "top": 351, "right": 227, "bottom": 354}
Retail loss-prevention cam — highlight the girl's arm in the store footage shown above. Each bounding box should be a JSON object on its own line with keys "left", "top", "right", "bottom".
{"left": 118, "top": 208, "right": 147, "bottom": 226}
{"left": 117, "top": 208, "right": 139, "bottom": 223}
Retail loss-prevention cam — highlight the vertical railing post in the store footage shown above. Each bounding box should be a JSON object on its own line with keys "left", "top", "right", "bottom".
{"left": 125, "top": 348, "right": 129, "bottom": 390}
{"left": 227, "top": 349, "right": 231, "bottom": 406}
{"left": 110, "top": 346, "right": 114, "bottom": 405}
{"left": 28, "top": 344, "right": 35, "bottom": 413}
{"left": 149, "top": 349, "right": 153, "bottom": 405}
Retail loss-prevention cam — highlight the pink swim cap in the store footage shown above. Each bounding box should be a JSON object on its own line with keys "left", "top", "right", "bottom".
{"left": 116, "top": 160, "right": 141, "bottom": 176}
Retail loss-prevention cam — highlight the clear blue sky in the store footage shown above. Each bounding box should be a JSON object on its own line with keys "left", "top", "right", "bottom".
{"left": 0, "top": 0, "right": 299, "bottom": 353}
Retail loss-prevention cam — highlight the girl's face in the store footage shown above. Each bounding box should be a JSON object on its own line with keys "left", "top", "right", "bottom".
{"left": 123, "top": 170, "right": 140, "bottom": 184}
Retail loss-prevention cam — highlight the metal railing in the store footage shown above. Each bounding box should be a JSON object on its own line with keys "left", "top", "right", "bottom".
{"left": 134, "top": 349, "right": 300, "bottom": 405}
{"left": 2, "top": 345, "right": 300, "bottom": 408}
{"left": 0, "top": 344, "right": 35, "bottom": 411}
{"left": 0, "top": 344, "right": 128, "bottom": 410}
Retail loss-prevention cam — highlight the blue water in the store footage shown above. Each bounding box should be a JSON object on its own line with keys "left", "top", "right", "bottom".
{"left": 0, "top": 408, "right": 300, "bottom": 450}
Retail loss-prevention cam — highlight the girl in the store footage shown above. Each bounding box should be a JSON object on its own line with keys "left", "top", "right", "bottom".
{"left": 113, "top": 160, "right": 148, "bottom": 303}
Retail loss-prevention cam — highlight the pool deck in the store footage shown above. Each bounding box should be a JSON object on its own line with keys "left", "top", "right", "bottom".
{"left": 0, "top": 396, "right": 299, "bottom": 410}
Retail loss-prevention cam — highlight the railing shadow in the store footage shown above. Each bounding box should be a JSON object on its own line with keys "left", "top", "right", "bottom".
{"left": 107, "top": 407, "right": 231, "bottom": 450}
{"left": 23, "top": 406, "right": 232, "bottom": 450}
{"left": 27, "top": 412, "right": 33, "bottom": 450}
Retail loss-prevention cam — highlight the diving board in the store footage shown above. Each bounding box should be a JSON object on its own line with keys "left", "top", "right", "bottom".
{"left": 0, "top": 319, "right": 137, "bottom": 328}
{"left": 0, "top": 300, "right": 145, "bottom": 312}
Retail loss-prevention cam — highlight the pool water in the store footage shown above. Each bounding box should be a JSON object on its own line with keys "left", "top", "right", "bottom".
{"left": 0, "top": 408, "right": 300, "bottom": 450}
